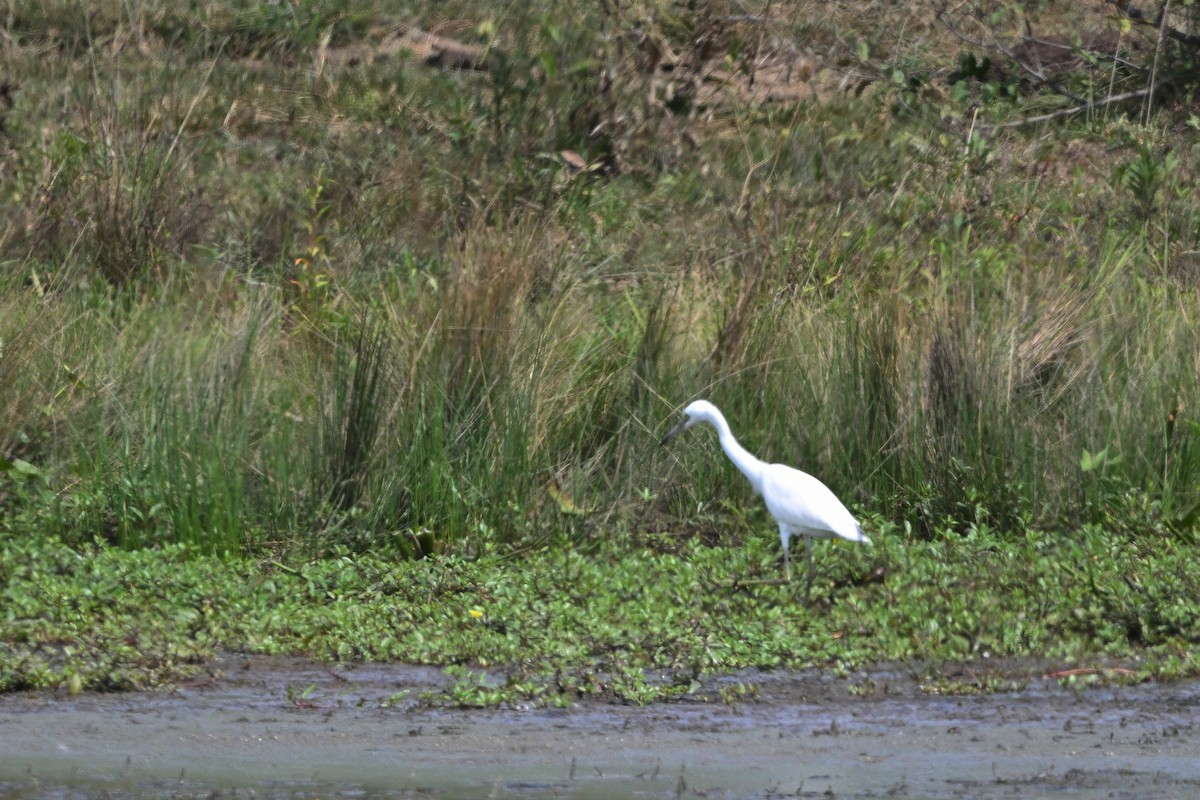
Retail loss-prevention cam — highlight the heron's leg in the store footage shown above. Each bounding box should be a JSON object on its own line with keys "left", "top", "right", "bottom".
{"left": 780, "top": 524, "right": 793, "bottom": 582}
{"left": 805, "top": 536, "right": 814, "bottom": 602}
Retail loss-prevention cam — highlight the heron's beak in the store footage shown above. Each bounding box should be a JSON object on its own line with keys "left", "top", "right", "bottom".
{"left": 660, "top": 417, "right": 689, "bottom": 446}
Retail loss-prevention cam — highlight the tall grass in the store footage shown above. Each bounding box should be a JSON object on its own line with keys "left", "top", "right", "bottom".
{"left": 2, "top": 226, "right": 1196, "bottom": 555}
{"left": 1, "top": 0, "right": 1198, "bottom": 556}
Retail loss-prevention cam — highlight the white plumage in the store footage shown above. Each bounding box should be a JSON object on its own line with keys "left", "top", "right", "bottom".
{"left": 662, "top": 400, "right": 870, "bottom": 594}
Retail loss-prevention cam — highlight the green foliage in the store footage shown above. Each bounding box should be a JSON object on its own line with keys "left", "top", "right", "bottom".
{"left": 2, "top": 0, "right": 1200, "bottom": 698}
{"left": 1115, "top": 142, "right": 1180, "bottom": 223}
{"left": 2, "top": 526, "right": 1199, "bottom": 700}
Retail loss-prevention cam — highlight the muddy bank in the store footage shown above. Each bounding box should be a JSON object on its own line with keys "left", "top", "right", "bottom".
{"left": 1, "top": 654, "right": 1198, "bottom": 799}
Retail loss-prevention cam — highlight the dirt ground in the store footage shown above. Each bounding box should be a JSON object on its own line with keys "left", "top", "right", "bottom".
{"left": 1, "top": 653, "right": 1198, "bottom": 799}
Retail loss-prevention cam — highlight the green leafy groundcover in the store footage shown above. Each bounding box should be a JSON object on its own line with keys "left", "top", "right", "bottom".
{"left": 3, "top": 520, "right": 1198, "bottom": 704}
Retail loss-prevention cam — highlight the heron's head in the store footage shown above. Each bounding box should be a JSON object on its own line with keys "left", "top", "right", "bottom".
{"left": 660, "top": 400, "right": 720, "bottom": 445}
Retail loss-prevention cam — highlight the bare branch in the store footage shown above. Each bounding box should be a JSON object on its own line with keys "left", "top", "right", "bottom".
{"left": 1109, "top": 0, "right": 1200, "bottom": 48}
{"left": 1143, "top": 0, "right": 1170, "bottom": 123}
{"left": 978, "top": 88, "right": 1152, "bottom": 130}
{"left": 988, "top": 37, "right": 1090, "bottom": 105}
{"left": 935, "top": 2, "right": 1125, "bottom": 106}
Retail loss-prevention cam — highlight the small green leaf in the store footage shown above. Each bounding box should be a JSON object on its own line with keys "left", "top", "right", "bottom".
{"left": 0, "top": 457, "right": 40, "bottom": 478}
{"left": 1081, "top": 447, "right": 1122, "bottom": 472}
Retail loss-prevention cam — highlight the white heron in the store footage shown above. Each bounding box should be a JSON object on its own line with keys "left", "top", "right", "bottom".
{"left": 661, "top": 400, "right": 870, "bottom": 597}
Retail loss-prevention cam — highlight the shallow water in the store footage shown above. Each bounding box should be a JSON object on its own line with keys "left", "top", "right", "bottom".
{"left": 2, "top": 654, "right": 1198, "bottom": 799}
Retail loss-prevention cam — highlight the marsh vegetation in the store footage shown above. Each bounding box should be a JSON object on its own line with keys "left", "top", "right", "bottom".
{"left": 1, "top": 0, "right": 1199, "bottom": 699}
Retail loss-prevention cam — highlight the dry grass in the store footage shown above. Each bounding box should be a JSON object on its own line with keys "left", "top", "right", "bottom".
{"left": 1, "top": 0, "right": 1198, "bottom": 553}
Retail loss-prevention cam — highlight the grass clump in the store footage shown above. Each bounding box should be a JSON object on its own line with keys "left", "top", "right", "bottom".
{"left": 1, "top": 0, "right": 1199, "bottom": 697}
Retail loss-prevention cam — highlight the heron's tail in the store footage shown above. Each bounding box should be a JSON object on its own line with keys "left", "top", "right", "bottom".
{"left": 852, "top": 523, "right": 872, "bottom": 545}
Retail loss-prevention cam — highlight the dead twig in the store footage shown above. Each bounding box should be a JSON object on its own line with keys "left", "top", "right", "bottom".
{"left": 1110, "top": 0, "right": 1200, "bottom": 48}
{"left": 1142, "top": 0, "right": 1170, "bottom": 123}
{"left": 978, "top": 87, "right": 1152, "bottom": 130}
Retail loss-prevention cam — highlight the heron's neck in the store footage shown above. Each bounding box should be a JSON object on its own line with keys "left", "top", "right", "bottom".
{"left": 711, "top": 415, "right": 765, "bottom": 493}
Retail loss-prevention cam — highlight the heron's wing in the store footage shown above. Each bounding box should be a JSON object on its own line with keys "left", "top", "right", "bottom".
{"left": 760, "top": 464, "right": 865, "bottom": 542}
